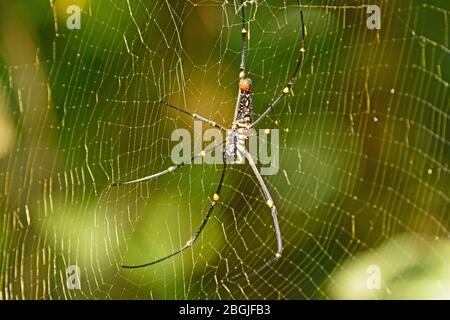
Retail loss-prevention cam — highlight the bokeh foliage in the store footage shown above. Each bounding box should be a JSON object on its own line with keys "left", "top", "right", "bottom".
{"left": 0, "top": 0, "right": 449, "bottom": 299}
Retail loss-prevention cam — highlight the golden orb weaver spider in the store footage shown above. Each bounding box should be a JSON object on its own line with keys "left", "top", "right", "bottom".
{"left": 112, "top": 0, "right": 306, "bottom": 277}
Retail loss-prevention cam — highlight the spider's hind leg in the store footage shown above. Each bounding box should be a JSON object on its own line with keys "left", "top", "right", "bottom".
{"left": 122, "top": 151, "right": 228, "bottom": 269}
{"left": 245, "top": 150, "right": 282, "bottom": 258}
{"left": 226, "top": 150, "right": 282, "bottom": 284}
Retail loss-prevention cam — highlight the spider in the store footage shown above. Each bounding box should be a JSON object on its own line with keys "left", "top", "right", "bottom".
{"left": 112, "top": 0, "right": 306, "bottom": 274}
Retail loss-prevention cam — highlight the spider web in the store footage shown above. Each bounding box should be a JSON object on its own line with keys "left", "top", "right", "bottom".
{"left": 0, "top": 0, "right": 449, "bottom": 299}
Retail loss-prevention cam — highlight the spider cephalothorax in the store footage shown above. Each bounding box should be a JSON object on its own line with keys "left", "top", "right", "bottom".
{"left": 239, "top": 78, "right": 252, "bottom": 92}
{"left": 113, "top": 0, "right": 306, "bottom": 276}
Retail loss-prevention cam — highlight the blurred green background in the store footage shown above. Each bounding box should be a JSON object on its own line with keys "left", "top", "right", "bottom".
{"left": 0, "top": 0, "right": 449, "bottom": 299}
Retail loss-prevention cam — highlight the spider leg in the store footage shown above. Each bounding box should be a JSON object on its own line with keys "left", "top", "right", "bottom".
{"left": 111, "top": 140, "right": 225, "bottom": 186}
{"left": 251, "top": 0, "right": 306, "bottom": 128}
{"left": 232, "top": 1, "right": 249, "bottom": 121}
{"left": 239, "top": 0, "right": 247, "bottom": 76}
{"left": 228, "top": 150, "right": 282, "bottom": 282}
{"left": 160, "top": 100, "right": 226, "bottom": 131}
{"left": 122, "top": 152, "right": 227, "bottom": 269}
{"left": 245, "top": 150, "right": 282, "bottom": 257}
